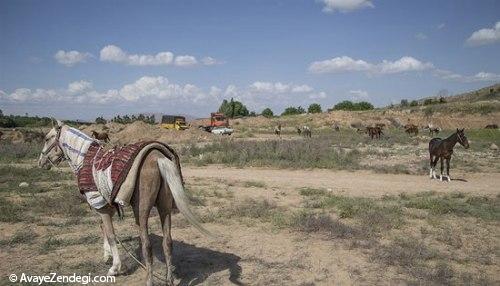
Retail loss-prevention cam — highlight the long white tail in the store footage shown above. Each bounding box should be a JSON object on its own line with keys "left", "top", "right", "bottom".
{"left": 157, "top": 157, "right": 215, "bottom": 238}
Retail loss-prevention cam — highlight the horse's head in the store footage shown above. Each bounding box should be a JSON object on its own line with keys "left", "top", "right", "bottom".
{"left": 38, "top": 119, "right": 66, "bottom": 170}
{"left": 456, "top": 128, "right": 469, "bottom": 149}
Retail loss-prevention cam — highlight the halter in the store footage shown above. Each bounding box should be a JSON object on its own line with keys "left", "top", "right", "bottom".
{"left": 456, "top": 131, "right": 466, "bottom": 146}
{"left": 41, "top": 127, "right": 67, "bottom": 167}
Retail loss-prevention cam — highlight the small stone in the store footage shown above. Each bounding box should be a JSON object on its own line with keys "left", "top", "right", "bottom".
{"left": 490, "top": 143, "right": 498, "bottom": 150}
{"left": 19, "top": 182, "right": 29, "bottom": 188}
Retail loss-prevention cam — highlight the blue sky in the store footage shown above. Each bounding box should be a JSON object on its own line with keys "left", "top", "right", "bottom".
{"left": 1, "top": 0, "right": 499, "bottom": 119}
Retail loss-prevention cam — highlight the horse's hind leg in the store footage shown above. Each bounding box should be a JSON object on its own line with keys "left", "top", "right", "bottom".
{"left": 133, "top": 153, "right": 162, "bottom": 286}
{"left": 156, "top": 181, "right": 175, "bottom": 285}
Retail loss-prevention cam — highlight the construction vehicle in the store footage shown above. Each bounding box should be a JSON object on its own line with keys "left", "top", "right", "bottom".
{"left": 160, "top": 115, "right": 188, "bottom": 130}
{"left": 199, "top": 112, "right": 233, "bottom": 135}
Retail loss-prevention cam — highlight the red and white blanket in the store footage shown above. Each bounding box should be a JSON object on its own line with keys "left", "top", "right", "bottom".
{"left": 77, "top": 141, "right": 182, "bottom": 208}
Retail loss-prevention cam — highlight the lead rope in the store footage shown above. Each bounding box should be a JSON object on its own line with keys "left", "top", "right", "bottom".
{"left": 114, "top": 235, "right": 168, "bottom": 284}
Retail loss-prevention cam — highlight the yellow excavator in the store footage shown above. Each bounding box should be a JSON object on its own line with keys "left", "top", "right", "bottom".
{"left": 160, "top": 115, "right": 188, "bottom": 130}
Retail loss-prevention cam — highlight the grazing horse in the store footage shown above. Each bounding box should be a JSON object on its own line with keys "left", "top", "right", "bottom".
{"left": 428, "top": 128, "right": 469, "bottom": 182}
{"left": 92, "top": 130, "right": 110, "bottom": 143}
{"left": 429, "top": 127, "right": 441, "bottom": 137}
{"left": 38, "top": 120, "right": 213, "bottom": 285}
{"left": 332, "top": 123, "right": 340, "bottom": 132}
{"left": 301, "top": 126, "right": 312, "bottom": 138}
{"left": 296, "top": 127, "right": 302, "bottom": 136}
{"left": 366, "top": 126, "right": 383, "bottom": 139}
{"left": 274, "top": 124, "right": 282, "bottom": 138}
{"left": 404, "top": 124, "right": 418, "bottom": 136}
{"left": 485, "top": 124, "right": 498, "bottom": 129}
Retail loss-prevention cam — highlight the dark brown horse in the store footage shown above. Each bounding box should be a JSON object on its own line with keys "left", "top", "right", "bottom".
{"left": 366, "top": 126, "right": 383, "bottom": 139}
{"left": 405, "top": 124, "right": 418, "bottom": 136}
{"left": 92, "top": 130, "right": 110, "bottom": 143}
{"left": 485, "top": 124, "right": 498, "bottom": 129}
{"left": 428, "top": 129, "right": 469, "bottom": 181}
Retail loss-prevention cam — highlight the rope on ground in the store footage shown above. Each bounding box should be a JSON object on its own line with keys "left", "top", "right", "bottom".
{"left": 114, "top": 235, "right": 168, "bottom": 284}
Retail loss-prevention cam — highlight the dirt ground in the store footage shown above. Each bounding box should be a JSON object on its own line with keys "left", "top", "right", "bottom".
{"left": 1, "top": 115, "right": 499, "bottom": 285}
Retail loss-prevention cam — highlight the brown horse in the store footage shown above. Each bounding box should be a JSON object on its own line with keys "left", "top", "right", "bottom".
{"left": 38, "top": 121, "right": 213, "bottom": 285}
{"left": 405, "top": 124, "right": 418, "bottom": 136}
{"left": 428, "top": 128, "right": 469, "bottom": 181}
{"left": 366, "top": 126, "right": 383, "bottom": 139}
{"left": 274, "top": 124, "right": 282, "bottom": 138}
{"left": 92, "top": 130, "right": 110, "bottom": 142}
{"left": 485, "top": 124, "right": 498, "bottom": 129}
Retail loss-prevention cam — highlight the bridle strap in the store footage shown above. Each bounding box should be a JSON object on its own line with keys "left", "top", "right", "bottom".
{"left": 456, "top": 132, "right": 465, "bottom": 145}
{"left": 41, "top": 127, "right": 67, "bottom": 165}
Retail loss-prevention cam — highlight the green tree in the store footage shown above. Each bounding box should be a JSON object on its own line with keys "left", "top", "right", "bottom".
{"left": 281, "top": 106, "right": 300, "bottom": 116}
{"left": 333, "top": 100, "right": 355, "bottom": 110}
{"left": 218, "top": 98, "right": 249, "bottom": 118}
{"left": 95, "top": 116, "right": 106, "bottom": 124}
{"left": 355, "top": 101, "right": 374, "bottom": 110}
{"left": 308, "top": 103, "right": 322, "bottom": 113}
{"left": 400, "top": 99, "right": 409, "bottom": 107}
{"left": 261, "top": 108, "right": 274, "bottom": 118}
{"left": 410, "top": 100, "right": 418, "bottom": 107}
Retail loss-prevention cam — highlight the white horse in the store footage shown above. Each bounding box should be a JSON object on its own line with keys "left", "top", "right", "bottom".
{"left": 38, "top": 120, "right": 213, "bottom": 285}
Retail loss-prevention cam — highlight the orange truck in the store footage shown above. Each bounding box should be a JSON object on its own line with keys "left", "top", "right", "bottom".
{"left": 199, "top": 112, "right": 233, "bottom": 135}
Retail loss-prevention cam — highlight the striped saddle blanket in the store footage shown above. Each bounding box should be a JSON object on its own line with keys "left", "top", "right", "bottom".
{"left": 77, "top": 141, "right": 165, "bottom": 209}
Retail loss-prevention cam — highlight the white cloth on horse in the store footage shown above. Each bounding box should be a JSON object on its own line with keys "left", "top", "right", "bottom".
{"left": 84, "top": 191, "right": 108, "bottom": 209}
{"left": 59, "top": 128, "right": 95, "bottom": 173}
{"left": 59, "top": 127, "right": 108, "bottom": 209}
{"left": 92, "top": 163, "right": 114, "bottom": 206}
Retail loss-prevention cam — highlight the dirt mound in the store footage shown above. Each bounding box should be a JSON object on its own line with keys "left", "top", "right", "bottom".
{"left": 0, "top": 129, "right": 45, "bottom": 144}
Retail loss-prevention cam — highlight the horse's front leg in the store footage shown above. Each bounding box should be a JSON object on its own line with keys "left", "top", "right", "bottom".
{"left": 446, "top": 158, "right": 451, "bottom": 182}
{"left": 439, "top": 158, "right": 444, "bottom": 181}
{"left": 100, "top": 223, "right": 112, "bottom": 262}
{"left": 98, "top": 208, "right": 122, "bottom": 276}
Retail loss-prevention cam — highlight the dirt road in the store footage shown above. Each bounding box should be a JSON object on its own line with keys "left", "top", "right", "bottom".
{"left": 184, "top": 166, "right": 500, "bottom": 197}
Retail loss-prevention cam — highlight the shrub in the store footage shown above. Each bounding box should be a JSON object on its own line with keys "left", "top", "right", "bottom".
{"left": 410, "top": 100, "right": 418, "bottom": 107}
{"left": 333, "top": 100, "right": 374, "bottom": 111}
{"left": 281, "top": 106, "right": 306, "bottom": 116}
{"left": 308, "top": 103, "right": 322, "bottom": 113}
{"left": 261, "top": 108, "right": 274, "bottom": 118}
{"left": 400, "top": 99, "right": 409, "bottom": 107}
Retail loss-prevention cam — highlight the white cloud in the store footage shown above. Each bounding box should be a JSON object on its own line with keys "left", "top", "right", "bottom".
{"left": 100, "top": 45, "right": 174, "bottom": 66}
{"left": 349, "top": 89, "right": 369, "bottom": 101}
{"left": 174, "top": 55, "right": 198, "bottom": 67}
{"left": 437, "top": 23, "right": 445, "bottom": 30}
{"left": 466, "top": 21, "right": 500, "bottom": 46}
{"left": 320, "top": 0, "right": 374, "bottom": 13}
{"left": 249, "top": 82, "right": 315, "bottom": 94}
{"left": 378, "top": 57, "right": 434, "bottom": 74}
{"left": 434, "top": 69, "right": 500, "bottom": 83}
{"left": 54, "top": 50, "right": 91, "bottom": 66}
{"left": 308, "top": 92, "right": 327, "bottom": 99}
{"left": 309, "top": 56, "right": 372, "bottom": 73}
{"left": 309, "top": 56, "right": 433, "bottom": 74}
{"left": 292, "top": 85, "right": 314, "bottom": 93}
{"left": 415, "top": 33, "right": 427, "bottom": 40}
{"left": 201, "top": 56, "right": 222, "bottom": 66}
{"left": 67, "top": 80, "right": 93, "bottom": 95}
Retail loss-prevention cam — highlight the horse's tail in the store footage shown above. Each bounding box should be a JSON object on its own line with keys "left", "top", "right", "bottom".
{"left": 157, "top": 157, "right": 215, "bottom": 238}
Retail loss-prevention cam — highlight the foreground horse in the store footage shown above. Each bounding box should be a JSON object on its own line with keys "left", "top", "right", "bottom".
{"left": 92, "top": 130, "right": 110, "bottom": 143}
{"left": 38, "top": 120, "right": 212, "bottom": 285}
{"left": 301, "top": 126, "right": 311, "bottom": 138}
{"left": 428, "top": 128, "right": 469, "bottom": 182}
